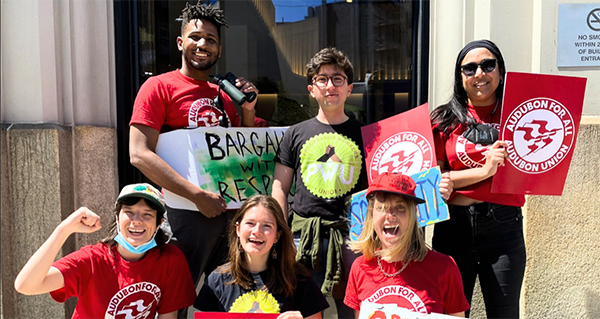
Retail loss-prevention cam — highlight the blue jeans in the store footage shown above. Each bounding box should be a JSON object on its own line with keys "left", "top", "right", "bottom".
{"left": 294, "top": 232, "right": 358, "bottom": 319}
{"left": 432, "top": 202, "right": 526, "bottom": 319}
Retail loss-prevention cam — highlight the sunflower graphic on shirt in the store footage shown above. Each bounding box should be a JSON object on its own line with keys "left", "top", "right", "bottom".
{"left": 230, "top": 290, "right": 280, "bottom": 313}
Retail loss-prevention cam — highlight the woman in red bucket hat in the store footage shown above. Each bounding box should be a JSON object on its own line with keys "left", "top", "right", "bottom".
{"left": 344, "top": 172, "right": 469, "bottom": 317}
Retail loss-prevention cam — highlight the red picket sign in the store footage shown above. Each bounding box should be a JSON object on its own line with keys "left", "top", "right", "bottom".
{"left": 361, "top": 103, "right": 437, "bottom": 183}
{"left": 195, "top": 313, "right": 278, "bottom": 319}
{"left": 492, "top": 72, "right": 587, "bottom": 195}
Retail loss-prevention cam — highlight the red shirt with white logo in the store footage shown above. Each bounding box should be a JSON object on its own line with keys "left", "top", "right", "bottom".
{"left": 344, "top": 251, "right": 469, "bottom": 315}
{"left": 50, "top": 243, "right": 196, "bottom": 318}
{"left": 433, "top": 103, "right": 525, "bottom": 206}
{"left": 130, "top": 70, "right": 240, "bottom": 132}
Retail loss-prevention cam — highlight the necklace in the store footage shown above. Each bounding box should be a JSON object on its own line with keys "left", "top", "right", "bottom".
{"left": 377, "top": 256, "right": 411, "bottom": 277}
{"left": 471, "top": 98, "right": 499, "bottom": 124}
{"left": 487, "top": 98, "right": 500, "bottom": 123}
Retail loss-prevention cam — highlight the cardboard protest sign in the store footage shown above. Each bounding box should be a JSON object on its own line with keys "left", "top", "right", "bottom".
{"left": 412, "top": 167, "right": 450, "bottom": 226}
{"left": 492, "top": 72, "right": 586, "bottom": 195}
{"left": 362, "top": 103, "right": 436, "bottom": 184}
{"left": 358, "top": 302, "right": 463, "bottom": 319}
{"left": 348, "top": 167, "right": 449, "bottom": 241}
{"left": 195, "top": 313, "right": 278, "bottom": 319}
{"left": 348, "top": 190, "right": 368, "bottom": 241}
{"left": 156, "top": 126, "right": 288, "bottom": 209}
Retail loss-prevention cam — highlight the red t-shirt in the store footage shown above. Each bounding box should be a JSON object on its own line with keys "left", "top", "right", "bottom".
{"left": 345, "top": 251, "right": 469, "bottom": 315}
{"left": 433, "top": 103, "right": 525, "bottom": 206}
{"left": 50, "top": 243, "right": 196, "bottom": 319}
{"left": 130, "top": 70, "right": 240, "bottom": 131}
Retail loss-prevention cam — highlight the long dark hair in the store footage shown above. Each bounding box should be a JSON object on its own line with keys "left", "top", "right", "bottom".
{"left": 431, "top": 39, "right": 506, "bottom": 135}
{"left": 218, "top": 195, "right": 310, "bottom": 297}
{"left": 100, "top": 197, "right": 168, "bottom": 247}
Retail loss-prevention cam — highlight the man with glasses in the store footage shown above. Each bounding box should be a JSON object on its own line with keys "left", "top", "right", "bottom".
{"left": 272, "top": 47, "right": 366, "bottom": 318}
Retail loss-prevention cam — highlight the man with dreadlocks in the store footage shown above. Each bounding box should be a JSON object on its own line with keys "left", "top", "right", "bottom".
{"left": 129, "top": 0, "right": 259, "bottom": 300}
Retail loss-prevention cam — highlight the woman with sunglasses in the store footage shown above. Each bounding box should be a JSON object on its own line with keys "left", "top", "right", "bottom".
{"left": 14, "top": 183, "right": 196, "bottom": 318}
{"left": 429, "top": 39, "right": 526, "bottom": 319}
{"left": 194, "top": 195, "right": 329, "bottom": 318}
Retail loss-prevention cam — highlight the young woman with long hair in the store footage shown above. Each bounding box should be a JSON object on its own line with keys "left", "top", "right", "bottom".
{"left": 194, "top": 195, "right": 329, "bottom": 318}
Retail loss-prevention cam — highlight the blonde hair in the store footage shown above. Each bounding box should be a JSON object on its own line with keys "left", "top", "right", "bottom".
{"left": 349, "top": 192, "right": 428, "bottom": 262}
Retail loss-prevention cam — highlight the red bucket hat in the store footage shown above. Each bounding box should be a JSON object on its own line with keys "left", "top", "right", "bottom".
{"left": 366, "top": 172, "right": 426, "bottom": 204}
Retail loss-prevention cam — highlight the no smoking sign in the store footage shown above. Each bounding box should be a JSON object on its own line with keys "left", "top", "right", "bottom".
{"left": 558, "top": 3, "right": 600, "bottom": 67}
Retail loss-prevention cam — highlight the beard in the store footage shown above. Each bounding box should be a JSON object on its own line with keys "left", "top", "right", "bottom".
{"left": 184, "top": 50, "right": 219, "bottom": 72}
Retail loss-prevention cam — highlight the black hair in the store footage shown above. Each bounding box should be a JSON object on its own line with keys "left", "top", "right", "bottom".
{"left": 431, "top": 39, "right": 506, "bottom": 135}
{"left": 179, "top": 1, "right": 228, "bottom": 38}
{"left": 306, "top": 47, "right": 354, "bottom": 85}
{"left": 100, "top": 197, "right": 168, "bottom": 247}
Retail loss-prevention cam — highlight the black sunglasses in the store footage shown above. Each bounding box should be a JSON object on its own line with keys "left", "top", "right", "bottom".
{"left": 461, "top": 59, "right": 497, "bottom": 76}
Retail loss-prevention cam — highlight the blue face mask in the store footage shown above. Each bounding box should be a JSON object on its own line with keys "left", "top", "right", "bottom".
{"left": 114, "top": 217, "right": 159, "bottom": 255}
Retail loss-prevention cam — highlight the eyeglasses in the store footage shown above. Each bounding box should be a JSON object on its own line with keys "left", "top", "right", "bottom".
{"left": 460, "top": 59, "right": 497, "bottom": 76}
{"left": 312, "top": 75, "right": 347, "bottom": 87}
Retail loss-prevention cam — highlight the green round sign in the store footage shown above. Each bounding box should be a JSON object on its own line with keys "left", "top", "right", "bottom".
{"left": 300, "top": 132, "right": 362, "bottom": 199}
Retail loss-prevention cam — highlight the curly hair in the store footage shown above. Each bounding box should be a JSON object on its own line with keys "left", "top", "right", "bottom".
{"left": 306, "top": 47, "right": 354, "bottom": 85}
{"left": 179, "top": 1, "right": 228, "bottom": 37}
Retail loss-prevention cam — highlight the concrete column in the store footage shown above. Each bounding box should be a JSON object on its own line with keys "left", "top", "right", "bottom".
{"left": 0, "top": 0, "right": 115, "bottom": 126}
{"left": 2, "top": 124, "right": 74, "bottom": 318}
{"left": 1, "top": 0, "right": 117, "bottom": 316}
{"left": 1, "top": 0, "right": 45, "bottom": 123}
{"left": 0, "top": 0, "right": 118, "bottom": 318}
{"left": 428, "top": 0, "right": 467, "bottom": 109}
{"left": 0, "top": 124, "right": 119, "bottom": 318}
{"left": 1, "top": 126, "right": 10, "bottom": 319}
{"left": 72, "top": 126, "right": 119, "bottom": 247}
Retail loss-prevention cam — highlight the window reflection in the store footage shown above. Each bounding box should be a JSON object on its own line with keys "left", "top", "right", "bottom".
{"left": 137, "top": 0, "right": 419, "bottom": 126}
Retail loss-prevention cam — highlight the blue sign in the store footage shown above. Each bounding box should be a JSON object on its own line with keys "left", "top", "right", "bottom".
{"left": 348, "top": 167, "right": 450, "bottom": 241}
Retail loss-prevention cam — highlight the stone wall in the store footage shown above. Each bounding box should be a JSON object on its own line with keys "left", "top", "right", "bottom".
{"left": 522, "top": 117, "right": 600, "bottom": 318}
{"left": 0, "top": 124, "right": 118, "bottom": 318}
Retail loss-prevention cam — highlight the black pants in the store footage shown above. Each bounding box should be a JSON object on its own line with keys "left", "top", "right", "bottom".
{"left": 167, "top": 207, "right": 232, "bottom": 286}
{"left": 433, "top": 203, "right": 526, "bottom": 319}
